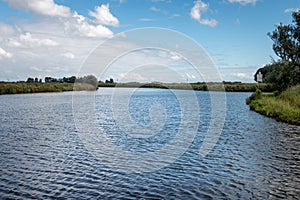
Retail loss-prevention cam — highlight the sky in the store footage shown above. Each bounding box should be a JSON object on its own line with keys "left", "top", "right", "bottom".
{"left": 0, "top": 0, "right": 299, "bottom": 83}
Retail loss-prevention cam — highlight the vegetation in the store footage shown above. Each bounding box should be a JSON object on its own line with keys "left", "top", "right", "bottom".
{"left": 0, "top": 75, "right": 98, "bottom": 95}
{"left": 247, "top": 86, "right": 300, "bottom": 125}
{"left": 254, "top": 11, "right": 300, "bottom": 91}
{"left": 98, "top": 81, "right": 276, "bottom": 92}
{"left": 0, "top": 82, "right": 98, "bottom": 95}
{"left": 1, "top": 79, "right": 274, "bottom": 95}
{"left": 249, "top": 11, "right": 300, "bottom": 125}
{"left": 76, "top": 75, "right": 98, "bottom": 88}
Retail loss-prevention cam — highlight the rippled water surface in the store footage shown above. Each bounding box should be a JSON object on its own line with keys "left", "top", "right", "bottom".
{"left": 1, "top": 88, "right": 300, "bottom": 199}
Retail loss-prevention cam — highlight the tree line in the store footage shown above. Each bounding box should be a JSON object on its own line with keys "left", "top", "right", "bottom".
{"left": 26, "top": 75, "right": 99, "bottom": 87}
{"left": 254, "top": 11, "right": 300, "bottom": 90}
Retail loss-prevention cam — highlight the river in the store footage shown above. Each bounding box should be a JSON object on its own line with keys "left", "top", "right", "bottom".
{"left": 1, "top": 88, "right": 299, "bottom": 199}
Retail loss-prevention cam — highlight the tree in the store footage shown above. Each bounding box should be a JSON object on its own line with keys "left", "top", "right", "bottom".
{"left": 76, "top": 75, "right": 98, "bottom": 87}
{"left": 26, "top": 77, "right": 34, "bottom": 83}
{"left": 105, "top": 78, "right": 114, "bottom": 83}
{"left": 254, "top": 11, "right": 300, "bottom": 90}
{"left": 268, "top": 11, "right": 300, "bottom": 63}
{"left": 62, "top": 76, "right": 76, "bottom": 83}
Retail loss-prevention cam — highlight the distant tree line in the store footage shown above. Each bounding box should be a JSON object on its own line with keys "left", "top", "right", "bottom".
{"left": 26, "top": 75, "right": 98, "bottom": 86}
{"left": 26, "top": 77, "right": 42, "bottom": 83}
{"left": 44, "top": 76, "right": 77, "bottom": 83}
{"left": 254, "top": 11, "right": 300, "bottom": 90}
{"left": 76, "top": 75, "right": 98, "bottom": 87}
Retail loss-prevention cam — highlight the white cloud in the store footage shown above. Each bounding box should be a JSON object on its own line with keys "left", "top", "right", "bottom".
{"left": 150, "top": 6, "right": 160, "bottom": 12}
{"left": 170, "top": 51, "right": 183, "bottom": 61}
{"left": 63, "top": 12, "right": 114, "bottom": 38}
{"left": 139, "top": 18, "right": 154, "bottom": 21}
{"left": 7, "top": 39, "right": 22, "bottom": 47}
{"left": 199, "top": 19, "right": 218, "bottom": 27}
{"left": 4, "top": 32, "right": 59, "bottom": 48}
{"left": 19, "top": 32, "right": 59, "bottom": 47}
{"left": 0, "top": 47, "right": 12, "bottom": 59}
{"left": 120, "top": 0, "right": 126, "bottom": 3}
{"left": 170, "top": 14, "right": 180, "bottom": 18}
{"left": 232, "top": 72, "right": 249, "bottom": 78}
{"left": 218, "top": 66, "right": 258, "bottom": 82}
{"left": 151, "top": 0, "right": 171, "bottom": 2}
{"left": 0, "top": 23, "right": 18, "bottom": 36}
{"left": 0, "top": 18, "right": 112, "bottom": 81}
{"left": 190, "top": 0, "right": 218, "bottom": 27}
{"left": 4, "top": 0, "right": 71, "bottom": 17}
{"left": 284, "top": 7, "right": 300, "bottom": 13}
{"left": 88, "top": 4, "right": 119, "bottom": 27}
{"left": 0, "top": 1, "right": 121, "bottom": 81}
{"left": 227, "top": 0, "right": 257, "bottom": 5}
{"left": 186, "top": 73, "right": 196, "bottom": 79}
{"left": 190, "top": 0, "right": 207, "bottom": 20}
{"left": 3, "top": 1, "right": 117, "bottom": 38}
{"left": 61, "top": 52, "right": 75, "bottom": 59}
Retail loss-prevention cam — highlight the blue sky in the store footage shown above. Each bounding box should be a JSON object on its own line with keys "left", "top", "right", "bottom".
{"left": 0, "top": 0, "right": 299, "bottom": 82}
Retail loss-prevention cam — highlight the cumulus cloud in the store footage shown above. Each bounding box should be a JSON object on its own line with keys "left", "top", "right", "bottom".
{"left": 0, "top": 47, "right": 12, "bottom": 59}
{"left": 227, "top": 0, "right": 257, "bottom": 5}
{"left": 0, "top": 0, "right": 123, "bottom": 81}
{"left": 4, "top": 0, "right": 71, "bottom": 17}
{"left": 190, "top": 0, "right": 218, "bottom": 27}
{"left": 20, "top": 32, "right": 59, "bottom": 47}
{"left": 4, "top": 32, "right": 59, "bottom": 48}
{"left": 64, "top": 12, "right": 114, "bottom": 38}
{"left": 3, "top": 1, "right": 118, "bottom": 38}
{"left": 0, "top": 16, "right": 115, "bottom": 80}
{"left": 88, "top": 4, "right": 119, "bottom": 27}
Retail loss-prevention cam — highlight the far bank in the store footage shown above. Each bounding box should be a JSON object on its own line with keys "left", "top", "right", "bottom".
{"left": 0, "top": 82, "right": 277, "bottom": 95}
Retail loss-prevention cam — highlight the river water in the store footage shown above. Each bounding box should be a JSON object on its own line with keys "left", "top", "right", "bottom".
{"left": 0, "top": 88, "right": 299, "bottom": 199}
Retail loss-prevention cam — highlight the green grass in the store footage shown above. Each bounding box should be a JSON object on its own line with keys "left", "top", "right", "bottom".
{"left": 98, "top": 82, "right": 276, "bottom": 92}
{"left": 0, "top": 82, "right": 96, "bottom": 95}
{"left": 247, "top": 85, "right": 300, "bottom": 125}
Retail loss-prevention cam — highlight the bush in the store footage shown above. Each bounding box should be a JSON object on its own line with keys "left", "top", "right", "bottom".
{"left": 246, "top": 89, "right": 262, "bottom": 104}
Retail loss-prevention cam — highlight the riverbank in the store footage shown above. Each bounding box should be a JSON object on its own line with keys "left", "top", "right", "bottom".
{"left": 0, "top": 81, "right": 276, "bottom": 95}
{"left": 99, "top": 82, "right": 276, "bottom": 92}
{"left": 0, "top": 82, "right": 96, "bottom": 95}
{"left": 246, "top": 85, "right": 300, "bottom": 125}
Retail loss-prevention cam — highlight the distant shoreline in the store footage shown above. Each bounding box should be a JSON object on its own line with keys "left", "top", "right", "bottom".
{"left": 0, "top": 81, "right": 277, "bottom": 95}
{"left": 98, "top": 82, "right": 276, "bottom": 92}
{"left": 0, "top": 82, "right": 96, "bottom": 95}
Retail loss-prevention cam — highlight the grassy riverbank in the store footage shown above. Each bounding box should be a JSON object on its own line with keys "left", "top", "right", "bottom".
{"left": 99, "top": 82, "right": 276, "bottom": 92}
{"left": 1, "top": 81, "right": 276, "bottom": 95}
{"left": 0, "top": 82, "right": 96, "bottom": 95}
{"left": 246, "top": 85, "right": 300, "bottom": 125}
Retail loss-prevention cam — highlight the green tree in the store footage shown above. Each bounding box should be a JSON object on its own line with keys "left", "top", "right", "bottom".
{"left": 76, "top": 75, "right": 98, "bottom": 87}
{"left": 26, "top": 77, "right": 34, "bottom": 83}
{"left": 254, "top": 11, "right": 300, "bottom": 90}
{"left": 268, "top": 11, "right": 300, "bottom": 63}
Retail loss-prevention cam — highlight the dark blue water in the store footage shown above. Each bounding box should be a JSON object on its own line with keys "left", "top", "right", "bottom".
{"left": 1, "top": 89, "right": 300, "bottom": 199}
